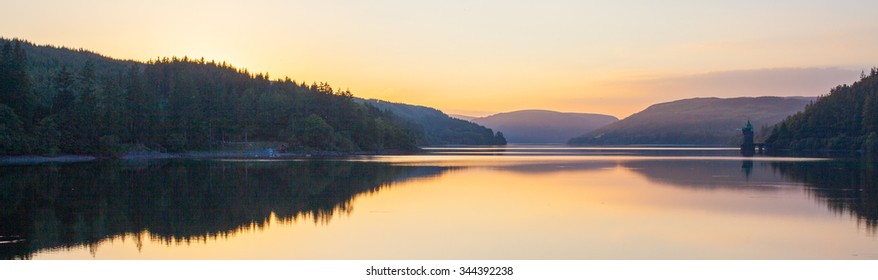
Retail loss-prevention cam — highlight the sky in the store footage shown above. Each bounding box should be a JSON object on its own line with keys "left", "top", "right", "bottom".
{"left": 3, "top": 0, "right": 877, "bottom": 118}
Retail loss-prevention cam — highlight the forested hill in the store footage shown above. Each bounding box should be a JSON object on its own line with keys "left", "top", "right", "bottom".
{"left": 568, "top": 96, "right": 813, "bottom": 146}
{"left": 356, "top": 98, "right": 506, "bottom": 146}
{"left": 765, "top": 69, "right": 878, "bottom": 152}
{"left": 0, "top": 38, "right": 420, "bottom": 155}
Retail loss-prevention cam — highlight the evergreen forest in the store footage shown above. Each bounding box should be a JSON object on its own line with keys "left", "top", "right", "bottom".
{"left": 0, "top": 38, "right": 504, "bottom": 156}
{"left": 765, "top": 69, "right": 878, "bottom": 152}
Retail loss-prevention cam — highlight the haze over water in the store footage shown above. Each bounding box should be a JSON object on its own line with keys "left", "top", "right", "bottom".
{"left": 2, "top": 146, "right": 876, "bottom": 259}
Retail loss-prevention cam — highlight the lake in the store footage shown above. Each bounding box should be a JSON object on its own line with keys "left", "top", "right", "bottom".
{"left": 1, "top": 146, "right": 877, "bottom": 259}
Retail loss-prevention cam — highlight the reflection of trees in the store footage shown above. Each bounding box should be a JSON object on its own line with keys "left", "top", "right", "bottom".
{"left": 0, "top": 160, "right": 449, "bottom": 259}
{"left": 772, "top": 160, "right": 878, "bottom": 232}
{"left": 623, "top": 158, "right": 878, "bottom": 231}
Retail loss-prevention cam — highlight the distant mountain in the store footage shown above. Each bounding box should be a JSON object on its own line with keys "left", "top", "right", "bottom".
{"left": 568, "top": 97, "right": 814, "bottom": 146}
{"left": 471, "top": 110, "right": 618, "bottom": 143}
{"left": 765, "top": 69, "right": 878, "bottom": 152}
{"left": 356, "top": 98, "right": 506, "bottom": 146}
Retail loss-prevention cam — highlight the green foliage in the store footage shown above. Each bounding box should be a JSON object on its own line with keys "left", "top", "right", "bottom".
{"left": 284, "top": 114, "right": 340, "bottom": 151}
{"left": 863, "top": 133, "right": 878, "bottom": 156}
{"left": 32, "top": 117, "right": 60, "bottom": 155}
{"left": 50, "top": 66, "right": 75, "bottom": 113}
{"left": 0, "top": 40, "right": 36, "bottom": 122}
{"left": 0, "top": 37, "right": 419, "bottom": 155}
{"left": 765, "top": 68, "right": 878, "bottom": 151}
{"left": 0, "top": 104, "right": 27, "bottom": 153}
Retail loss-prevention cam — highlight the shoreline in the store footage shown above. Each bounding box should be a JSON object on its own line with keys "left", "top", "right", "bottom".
{"left": 0, "top": 149, "right": 419, "bottom": 165}
{"left": 0, "top": 155, "right": 98, "bottom": 165}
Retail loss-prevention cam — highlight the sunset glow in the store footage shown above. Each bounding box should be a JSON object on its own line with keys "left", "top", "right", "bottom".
{"left": 3, "top": 0, "right": 876, "bottom": 117}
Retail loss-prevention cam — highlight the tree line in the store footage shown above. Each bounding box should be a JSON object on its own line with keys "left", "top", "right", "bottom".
{"left": 765, "top": 68, "right": 878, "bottom": 153}
{"left": 0, "top": 38, "right": 422, "bottom": 155}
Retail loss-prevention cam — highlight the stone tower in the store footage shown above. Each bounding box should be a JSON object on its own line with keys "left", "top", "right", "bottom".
{"left": 741, "top": 120, "right": 755, "bottom": 154}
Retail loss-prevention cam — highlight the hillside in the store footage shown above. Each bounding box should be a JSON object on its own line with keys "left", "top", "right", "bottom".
{"left": 765, "top": 69, "right": 878, "bottom": 152}
{"left": 568, "top": 97, "right": 814, "bottom": 146}
{"left": 471, "top": 110, "right": 618, "bottom": 143}
{"left": 357, "top": 98, "right": 506, "bottom": 146}
{"left": 0, "top": 38, "right": 419, "bottom": 155}
{"left": 448, "top": 114, "right": 476, "bottom": 121}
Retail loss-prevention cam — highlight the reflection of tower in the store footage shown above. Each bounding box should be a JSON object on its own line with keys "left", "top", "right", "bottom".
{"left": 741, "top": 160, "right": 753, "bottom": 179}
{"left": 741, "top": 120, "right": 755, "bottom": 156}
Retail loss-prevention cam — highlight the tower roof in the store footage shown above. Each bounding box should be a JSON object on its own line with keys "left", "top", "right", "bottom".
{"left": 743, "top": 120, "right": 753, "bottom": 132}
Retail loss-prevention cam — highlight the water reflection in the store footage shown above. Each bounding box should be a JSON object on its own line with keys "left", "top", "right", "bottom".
{"left": 612, "top": 157, "right": 878, "bottom": 232}
{"left": 772, "top": 159, "right": 878, "bottom": 231}
{"left": 0, "top": 160, "right": 450, "bottom": 259}
{"left": 3, "top": 148, "right": 878, "bottom": 259}
{"left": 621, "top": 159, "right": 795, "bottom": 190}
{"left": 742, "top": 159, "right": 753, "bottom": 178}
{"left": 489, "top": 161, "right": 616, "bottom": 174}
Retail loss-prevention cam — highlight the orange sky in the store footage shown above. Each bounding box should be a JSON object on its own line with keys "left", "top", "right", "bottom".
{"left": 3, "top": 0, "right": 876, "bottom": 118}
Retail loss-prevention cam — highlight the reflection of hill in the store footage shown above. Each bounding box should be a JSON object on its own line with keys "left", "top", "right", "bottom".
{"left": 0, "top": 160, "right": 449, "bottom": 259}
{"left": 492, "top": 161, "right": 616, "bottom": 174}
{"left": 622, "top": 159, "right": 788, "bottom": 190}
{"left": 771, "top": 160, "right": 878, "bottom": 230}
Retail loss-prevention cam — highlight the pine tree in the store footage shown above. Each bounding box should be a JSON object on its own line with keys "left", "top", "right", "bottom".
{"left": 863, "top": 91, "right": 878, "bottom": 134}
{"left": 51, "top": 66, "right": 76, "bottom": 113}
{"left": 124, "top": 65, "right": 151, "bottom": 144}
{"left": 77, "top": 60, "right": 99, "bottom": 151}
{"left": 78, "top": 60, "right": 97, "bottom": 109}
{"left": 0, "top": 40, "right": 35, "bottom": 122}
{"left": 0, "top": 104, "right": 26, "bottom": 154}
{"left": 0, "top": 41, "right": 11, "bottom": 106}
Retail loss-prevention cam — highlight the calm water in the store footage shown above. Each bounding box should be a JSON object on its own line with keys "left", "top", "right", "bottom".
{"left": 2, "top": 146, "right": 877, "bottom": 259}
